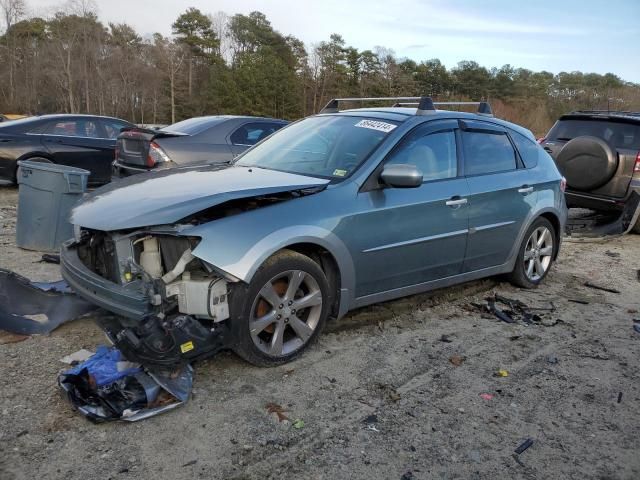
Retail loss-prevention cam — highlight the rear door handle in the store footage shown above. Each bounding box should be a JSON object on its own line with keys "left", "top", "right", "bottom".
{"left": 518, "top": 185, "right": 534, "bottom": 195}
{"left": 445, "top": 197, "right": 468, "bottom": 207}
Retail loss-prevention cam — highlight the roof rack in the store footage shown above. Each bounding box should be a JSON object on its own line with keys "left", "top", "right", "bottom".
{"left": 320, "top": 96, "right": 493, "bottom": 117}
{"left": 571, "top": 110, "right": 640, "bottom": 116}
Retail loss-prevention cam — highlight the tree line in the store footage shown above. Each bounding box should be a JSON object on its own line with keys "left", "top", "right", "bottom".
{"left": 1, "top": 0, "right": 639, "bottom": 135}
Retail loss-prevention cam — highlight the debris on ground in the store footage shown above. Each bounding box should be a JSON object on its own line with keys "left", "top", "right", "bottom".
{"left": 546, "top": 354, "right": 559, "bottom": 364}
{"left": 617, "top": 392, "right": 623, "bottom": 403}
{"left": 471, "top": 294, "right": 558, "bottom": 326}
{"left": 0, "top": 268, "right": 97, "bottom": 335}
{"left": 584, "top": 281, "right": 620, "bottom": 294}
{"left": 449, "top": 355, "right": 465, "bottom": 366}
{"left": 266, "top": 403, "right": 289, "bottom": 422}
{"left": 292, "top": 419, "right": 305, "bottom": 429}
{"left": 479, "top": 393, "right": 494, "bottom": 400}
{"left": 60, "top": 349, "right": 95, "bottom": 365}
{"left": 514, "top": 438, "right": 534, "bottom": 454}
{"left": 58, "top": 346, "right": 193, "bottom": 422}
{"left": 605, "top": 251, "right": 620, "bottom": 258}
{"left": 38, "top": 253, "right": 61, "bottom": 264}
{"left": 633, "top": 324, "right": 640, "bottom": 334}
{"left": 496, "top": 369, "right": 509, "bottom": 377}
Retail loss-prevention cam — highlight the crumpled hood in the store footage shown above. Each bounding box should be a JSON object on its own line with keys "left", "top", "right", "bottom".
{"left": 71, "top": 165, "right": 329, "bottom": 231}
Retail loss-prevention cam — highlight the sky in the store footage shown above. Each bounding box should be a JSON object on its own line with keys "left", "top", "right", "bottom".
{"left": 26, "top": 0, "right": 640, "bottom": 82}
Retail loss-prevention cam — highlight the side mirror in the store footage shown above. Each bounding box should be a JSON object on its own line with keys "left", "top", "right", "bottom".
{"left": 380, "top": 164, "right": 423, "bottom": 188}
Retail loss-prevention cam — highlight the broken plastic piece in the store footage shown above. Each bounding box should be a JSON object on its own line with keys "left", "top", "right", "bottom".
{"left": 59, "top": 347, "right": 193, "bottom": 422}
{"left": 40, "top": 253, "right": 61, "bottom": 264}
{"left": 60, "top": 349, "right": 95, "bottom": 365}
{"left": 0, "top": 269, "right": 97, "bottom": 335}
{"left": 292, "top": 419, "right": 305, "bottom": 429}
{"left": 514, "top": 438, "right": 534, "bottom": 454}
{"left": 497, "top": 369, "right": 509, "bottom": 377}
{"left": 479, "top": 393, "right": 494, "bottom": 400}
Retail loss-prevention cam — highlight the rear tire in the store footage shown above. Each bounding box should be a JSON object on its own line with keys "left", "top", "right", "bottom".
{"left": 230, "top": 249, "right": 330, "bottom": 367}
{"left": 507, "top": 217, "right": 557, "bottom": 288}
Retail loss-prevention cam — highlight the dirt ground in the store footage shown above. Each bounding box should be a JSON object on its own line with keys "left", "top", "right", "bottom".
{"left": 0, "top": 186, "right": 639, "bottom": 480}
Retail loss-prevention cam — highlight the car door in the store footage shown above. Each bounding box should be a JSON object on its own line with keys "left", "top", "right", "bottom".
{"left": 228, "top": 121, "right": 286, "bottom": 157}
{"left": 460, "top": 120, "right": 536, "bottom": 272}
{"left": 41, "top": 118, "right": 114, "bottom": 184}
{"left": 348, "top": 120, "right": 470, "bottom": 298}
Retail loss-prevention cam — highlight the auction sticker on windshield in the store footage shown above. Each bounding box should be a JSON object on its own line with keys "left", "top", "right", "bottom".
{"left": 354, "top": 119, "right": 397, "bottom": 133}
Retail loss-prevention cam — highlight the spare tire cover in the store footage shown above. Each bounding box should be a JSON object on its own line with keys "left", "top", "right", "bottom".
{"left": 556, "top": 136, "right": 617, "bottom": 191}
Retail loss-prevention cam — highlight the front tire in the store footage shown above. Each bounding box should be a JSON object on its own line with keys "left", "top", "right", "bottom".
{"left": 230, "top": 250, "right": 330, "bottom": 366}
{"left": 507, "top": 217, "right": 557, "bottom": 288}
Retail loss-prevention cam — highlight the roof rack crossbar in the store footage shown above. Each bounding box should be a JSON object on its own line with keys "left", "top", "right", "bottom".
{"left": 320, "top": 96, "right": 493, "bottom": 116}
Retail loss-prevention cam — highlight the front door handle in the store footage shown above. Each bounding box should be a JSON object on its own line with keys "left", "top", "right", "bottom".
{"left": 518, "top": 185, "right": 534, "bottom": 195}
{"left": 445, "top": 197, "right": 468, "bottom": 207}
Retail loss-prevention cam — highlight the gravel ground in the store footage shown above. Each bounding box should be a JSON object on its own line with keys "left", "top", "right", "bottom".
{"left": 1, "top": 186, "right": 639, "bottom": 480}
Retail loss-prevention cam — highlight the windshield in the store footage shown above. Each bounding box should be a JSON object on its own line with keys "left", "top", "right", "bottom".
{"left": 162, "top": 116, "right": 225, "bottom": 135}
{"left": 236, "top": 115, "right": 398, "bottom": 179}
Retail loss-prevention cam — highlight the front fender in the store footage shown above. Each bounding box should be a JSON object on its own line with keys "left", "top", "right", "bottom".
{"left": 189, "top": 223, "right": 356, "bottom": 313}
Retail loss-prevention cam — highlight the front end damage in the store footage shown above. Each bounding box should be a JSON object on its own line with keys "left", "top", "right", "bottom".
{"left": 61, "top": 228, "right": 235, "bottom": 366}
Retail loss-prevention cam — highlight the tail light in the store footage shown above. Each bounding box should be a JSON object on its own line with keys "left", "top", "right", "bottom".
{"left": 560, "top": 176, "right": 567, "bottom": 192}
{"left": 634, "top": 151, "right": 640, "bottom": 174}
{"left": 146, "top": 141, "right": 171, "bottom": 167}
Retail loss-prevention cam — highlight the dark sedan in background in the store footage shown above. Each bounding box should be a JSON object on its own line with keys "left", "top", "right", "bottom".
{"left": 112, "top": 115, "right": 288, "bottom": 177}
{"left": 0, "top": 114, "right": 133, "bottom": 185}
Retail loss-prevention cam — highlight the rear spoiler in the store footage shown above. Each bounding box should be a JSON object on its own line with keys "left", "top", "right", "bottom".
{"left": 119, "top": 126, "right": 188, "bottom": 141}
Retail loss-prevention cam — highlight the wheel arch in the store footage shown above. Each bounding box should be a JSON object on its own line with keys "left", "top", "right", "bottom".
{"left": 191, "top": 225, "right": 355, "bottom": 318}
{"left": 539, "top": 211, "right": 562, "bottom": 259}
{"left": 279, "top": 242, "right": 342, "bottom": 319}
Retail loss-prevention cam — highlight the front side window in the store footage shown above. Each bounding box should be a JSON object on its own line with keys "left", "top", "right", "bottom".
{"left": 462, "top": 131, "right": 516, "bottom": 175}
{"left": 236, "top": 116, "right": 397, "bottom": 179}
{"left": 386, "top": 130, "right": 457, "bottom": 181}
{"left": 46, "top": 120, "right": 101, "bottom": 138}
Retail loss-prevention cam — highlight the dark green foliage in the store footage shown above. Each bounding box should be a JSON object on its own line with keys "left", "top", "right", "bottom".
{"left": 0, "top": 6, "right": 638, "bottom": 135}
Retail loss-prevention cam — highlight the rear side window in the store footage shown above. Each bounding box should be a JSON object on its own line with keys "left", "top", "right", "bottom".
{"left": 462, "top": 131, "right": 517, "bottom": 175}
{"left": 231, "top": 122, "right": 284, "bottom": 146}
{"left": 547, "top": 119, "right": 640, "bottom": 149}
{"left": 510, "top": 131, "right": 540, "bottom": 168}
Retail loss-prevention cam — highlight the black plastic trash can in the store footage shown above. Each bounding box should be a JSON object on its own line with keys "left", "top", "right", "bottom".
{"left": 16, "top": 160, "right": 90, "bottom": 252}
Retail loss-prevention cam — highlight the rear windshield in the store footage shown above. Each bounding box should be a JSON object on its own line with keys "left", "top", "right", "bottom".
{"left": 547, "top": 119, "right": 640, "bottom": 149}
{"left": 161, "top": 117, "right": 225, "bottom": 135}
{"left": 236, "top": 115, "right": 398, "bottom": 179}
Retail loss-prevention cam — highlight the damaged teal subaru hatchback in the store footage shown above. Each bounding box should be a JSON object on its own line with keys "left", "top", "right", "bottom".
{"left": 61, "top": 97, "right": 567, "bottom": 367}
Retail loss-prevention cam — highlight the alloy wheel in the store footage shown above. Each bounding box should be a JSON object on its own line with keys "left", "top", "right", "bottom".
{"left": 523, "top": 226, "right": 554, "bottom": 282}
{"left": 249, "top": 270, "right": 323, "bottom": 357}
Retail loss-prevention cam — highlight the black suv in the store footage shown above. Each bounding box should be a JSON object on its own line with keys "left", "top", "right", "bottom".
{"left": 541, "top": 111, "right": 640, "bottom": 233}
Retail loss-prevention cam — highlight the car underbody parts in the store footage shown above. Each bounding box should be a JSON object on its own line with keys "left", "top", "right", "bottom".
{"left": 58, "top": 345, "right": 193, "bottom": 422}
{"left": 0, "top": 268, "right": 97, "bottom": 335}
{"left": 565, "top": 193, "right": 640, "bottom": 239}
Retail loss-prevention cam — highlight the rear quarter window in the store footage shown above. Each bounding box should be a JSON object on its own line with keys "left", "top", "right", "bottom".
{"left": 510, "top": 130, "right": 540, "bottom": 168}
